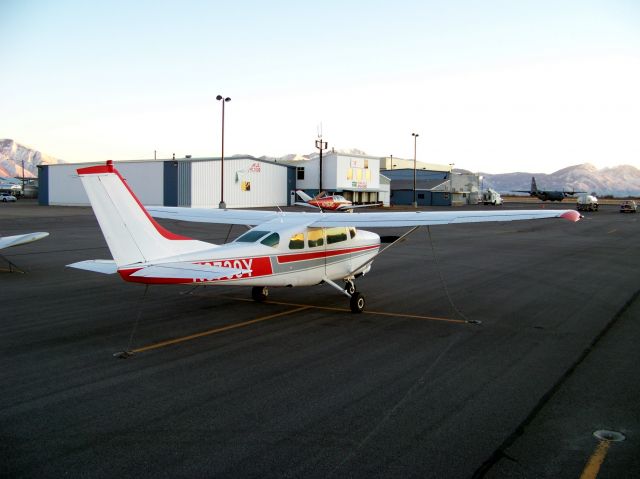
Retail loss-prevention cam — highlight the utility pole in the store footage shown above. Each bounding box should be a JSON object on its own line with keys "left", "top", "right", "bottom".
{"left": 412, "top": 133, "right": 419, "bottom": 208}
{"left": 216, "top": 95, "right": 231, "bottom": 208}
{"left": 315, "top": 136, "right": 327, "bottom": 194}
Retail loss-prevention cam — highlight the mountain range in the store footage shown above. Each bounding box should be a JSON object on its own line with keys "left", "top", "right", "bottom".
{"left": 476, "top": 163, "right": 640, "bottom": 197}
{"left": 0, "top": 139, "right": 63, "bottom": 178}
{"left": 1, "top": 140, "right": 638, "bottom": 196}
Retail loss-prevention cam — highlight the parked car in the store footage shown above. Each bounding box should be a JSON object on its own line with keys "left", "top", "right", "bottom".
{"left": 619, "top": 200, "right": 637, "bottom": 213}
{"left": 0, "top": 193, "right": 17, "bottom": 202}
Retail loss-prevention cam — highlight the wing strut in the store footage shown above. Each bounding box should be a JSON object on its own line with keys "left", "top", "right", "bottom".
{"left": 346, "top": 226, "right": 421, "bottom": 279}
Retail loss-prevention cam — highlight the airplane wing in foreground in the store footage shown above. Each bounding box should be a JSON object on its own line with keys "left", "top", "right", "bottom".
{"left": 0, "top": 232, "right": 49, "bottom": 250}
{"left": 147, "top": 206, "right": 580, "bottom": 228}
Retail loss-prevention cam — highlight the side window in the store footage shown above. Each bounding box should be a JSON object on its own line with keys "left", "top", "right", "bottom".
{"left": 326, "top": 227, "right": 348, "bottom": 245}
{"left": 288, "top": 232, "right": 304, "bottom": 250}
{"left": 307, "top": 228, "right": 324, "bottom": 248}
{"left": 261, "top": 232, "right": 280, "bottom": 248}
{"left": 349, "top": 227, "right": 356, "bottom": 239}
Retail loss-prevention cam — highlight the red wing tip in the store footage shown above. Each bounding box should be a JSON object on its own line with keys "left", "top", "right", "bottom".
{"left": 560, "top": 210, "right": 582, "bottom": 222}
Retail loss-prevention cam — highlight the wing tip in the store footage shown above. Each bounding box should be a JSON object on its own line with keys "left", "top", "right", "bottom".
{"left": 560, "top": 210, "right": 582, "bottom": 222}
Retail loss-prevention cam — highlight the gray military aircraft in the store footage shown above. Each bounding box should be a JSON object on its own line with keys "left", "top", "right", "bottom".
{"left": 513, "top": 177, "right": 585, "bottom": 202}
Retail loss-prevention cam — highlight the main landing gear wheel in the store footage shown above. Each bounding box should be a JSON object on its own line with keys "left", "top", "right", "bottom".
{"left": 344, "top": 280, "right": 356, "bottom": 295}
{"left": 350, "top": 292, "right": 365, "bottom": 313}
{"left": 251, "top": 286, "right": 269, "bottom": 302}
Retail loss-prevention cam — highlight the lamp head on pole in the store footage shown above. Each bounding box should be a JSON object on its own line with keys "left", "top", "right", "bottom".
{"left": 216, "top": 95, "right": 231, "bottom": 102}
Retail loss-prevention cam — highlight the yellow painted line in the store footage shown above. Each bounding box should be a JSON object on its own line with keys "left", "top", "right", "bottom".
{"left": 579, "top": 440, "right": 611, "bottom": 479}
{"left": 130, "top": 306, "right": 310, "bottom": 354}
{"left": 225, "top": 296, "right": 467, "bottom": 324}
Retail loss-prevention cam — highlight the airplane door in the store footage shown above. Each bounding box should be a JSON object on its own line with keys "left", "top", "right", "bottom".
{"left": 324, "top": 226, "right": 352, "bottom": 277}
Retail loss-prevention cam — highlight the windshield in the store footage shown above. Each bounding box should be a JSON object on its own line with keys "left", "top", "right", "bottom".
{"left": 235, "top": 230, "right": 269, "bottom": 243}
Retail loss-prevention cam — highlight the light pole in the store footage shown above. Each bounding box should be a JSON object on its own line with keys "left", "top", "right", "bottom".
{"left": 412, "top": 133, "right": 419, "bottom": 207}
{"left": 390, "top": 154, "right": 393, "bottom": 170}
{"left": 315, "top": 137, "right": 327, "bottom": 194}
{"left": 216, "top": 95, "right": 231, "bottom": 208}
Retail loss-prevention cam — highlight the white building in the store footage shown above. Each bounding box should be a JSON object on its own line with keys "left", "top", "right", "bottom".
{"left": 293, "top": 152, "right": 383, "bottom": 204}
{"left": 39, "top": 157, "right": 295, "bottom": 208}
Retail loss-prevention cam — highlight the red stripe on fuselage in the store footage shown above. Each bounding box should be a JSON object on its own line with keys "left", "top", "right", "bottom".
{"left": 276, "top": 244, "right": 379, "bottom": 264}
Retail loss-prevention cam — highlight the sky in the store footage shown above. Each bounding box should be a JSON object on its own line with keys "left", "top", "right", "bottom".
{"left": 2, "top": 0, "right": 639, "bottom": 173}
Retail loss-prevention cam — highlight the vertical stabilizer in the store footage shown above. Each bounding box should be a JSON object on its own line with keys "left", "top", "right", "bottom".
{"left": 531, "top": 176, "right": 538, "bottom": 193}
{"left": 78, "top": 161, "right": 214, "bottom": 266}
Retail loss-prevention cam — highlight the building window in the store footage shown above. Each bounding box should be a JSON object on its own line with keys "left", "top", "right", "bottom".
{"left": 297, "top": 167, "right": 305, "bottom": 180}
{"left": 346, "top": 168, "right": 353, "bottom": 181}
{"left": 418, "top": 193, "right": 425, "bottom": 199}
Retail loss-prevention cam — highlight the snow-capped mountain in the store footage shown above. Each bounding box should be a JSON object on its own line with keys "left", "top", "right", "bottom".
{"left": 0, "top": 139, "right": 64, "bottom": 178}
{"left": 479, "top": 163, "right": 640, "bottom": 197}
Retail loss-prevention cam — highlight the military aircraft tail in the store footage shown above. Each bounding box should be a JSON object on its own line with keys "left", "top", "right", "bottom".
{"left": 531, "top": 176, "right": 538, "bottom": 193}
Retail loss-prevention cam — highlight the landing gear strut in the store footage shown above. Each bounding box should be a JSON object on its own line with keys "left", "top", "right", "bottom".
{"left": 344, "top": 280, "right": 356, "bottom": 295}
{"left": 252, "top": 286, "right": 269, "bottom": 302}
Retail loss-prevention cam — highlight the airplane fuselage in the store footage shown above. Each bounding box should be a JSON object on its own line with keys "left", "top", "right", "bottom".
{"left": 308, "top": 195, "right": 353, "bottom": 211}
{"left": 532, "top": 191, "right": 566, "bottom": 202}
{"left": 118, "top": 227, "right": 380, "bottom": 287}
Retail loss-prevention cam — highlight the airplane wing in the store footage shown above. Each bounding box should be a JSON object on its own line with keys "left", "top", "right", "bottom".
{"left": 146, "top": 206, "right": 282, "bottom": 226}
{"left": 307, "top": 209, "right": 580, "bottom": 227}
{"left": 0, "top": 232, "right": 49, "bottom": 250}
{"left": 147, "top": 206, "right": 580, "bottom": 228}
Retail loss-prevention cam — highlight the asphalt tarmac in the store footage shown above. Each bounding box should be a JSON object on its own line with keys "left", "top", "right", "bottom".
{"left": 1, "top": 200, "right": 638, "bottom": 478}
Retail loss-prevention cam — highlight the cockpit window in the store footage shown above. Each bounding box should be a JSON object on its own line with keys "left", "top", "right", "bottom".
{"left": 307, "top": 228, "right": 324, "bottom": 248}
{"left": 289, "top": 232, "right": 305, "bottom": 249}
{"left": 235, "top": 230, "right": 269, "bottom": 242}
{"left": 326, "top": 227, "right": 348, "bottom": 244}
{"left": 349, "top": 227, "right": 356, "bottom": 239}
{"left": 260, "top": 232, "right": 280, "bottom": 248}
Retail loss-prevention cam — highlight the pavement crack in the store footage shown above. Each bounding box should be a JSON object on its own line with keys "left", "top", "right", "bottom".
{"left": 471, "top": 287, "right": 640, "bottom": 478}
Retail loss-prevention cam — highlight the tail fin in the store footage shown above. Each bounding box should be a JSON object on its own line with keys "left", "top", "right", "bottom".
{"left": 531, "top": 176, "right": 538, "bottom": 193}
{"left": 295, "top": 189, "right": 313, "bottom": 202}
{"left": 78, "top": 161, "right": 213, "bottom": 266}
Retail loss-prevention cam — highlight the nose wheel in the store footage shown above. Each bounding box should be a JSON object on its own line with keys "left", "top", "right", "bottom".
{"left": 349, "top": 292, "right": 365, "bottom": 313}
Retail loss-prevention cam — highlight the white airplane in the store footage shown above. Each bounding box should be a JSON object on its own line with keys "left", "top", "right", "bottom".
{"left": 67, "top": 161, "right": 580, "bottom": 313}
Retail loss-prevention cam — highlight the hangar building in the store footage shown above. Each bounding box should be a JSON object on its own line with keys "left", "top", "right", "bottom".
{"left": 38, "top": 156, "right": 296, "bottom": 208}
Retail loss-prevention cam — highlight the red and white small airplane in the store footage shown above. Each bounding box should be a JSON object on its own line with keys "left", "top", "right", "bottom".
{"left": 295, "top": 190, "right": 381, "bottom": 211}
{"left": 68, "top": 161, "right": 580, "bottom": 313}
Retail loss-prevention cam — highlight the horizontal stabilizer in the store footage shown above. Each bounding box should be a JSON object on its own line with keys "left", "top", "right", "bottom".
{"left": 66, "top": 260, "right": 118, "bottom": 274}
{"left": 129, "top": 262, "right": 252, "bottom": 280}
